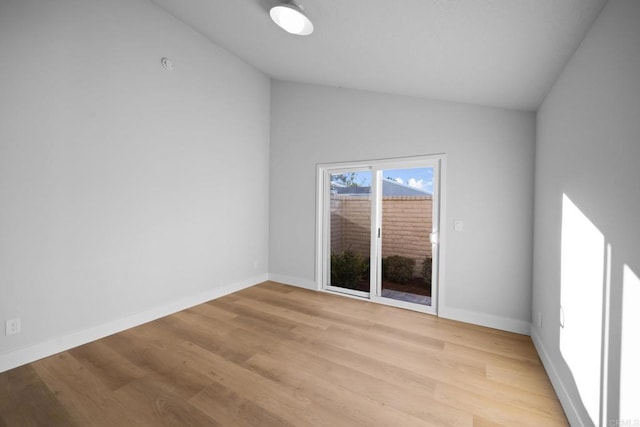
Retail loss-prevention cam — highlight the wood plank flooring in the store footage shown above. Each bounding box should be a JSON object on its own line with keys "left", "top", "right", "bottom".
{"left": 0, "top": 281, "right": 568, "bottom": 426}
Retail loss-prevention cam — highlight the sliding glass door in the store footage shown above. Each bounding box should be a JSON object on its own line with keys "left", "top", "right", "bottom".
{"left": 319, "top": 157, "right": 442, "bottom": 314}
{"left": 324, "top": 169, "right": 372, "bottom": 297}
{"left": 374, "top": 165, "right": 439, "bottom": 312}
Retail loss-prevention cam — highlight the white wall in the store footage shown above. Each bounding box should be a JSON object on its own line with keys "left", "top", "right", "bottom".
{"left": 270, "top": 81, "right": 536, "bottom": 333}
{"left": 532, "top": 0, "right": 640, "bottom": 425}
{"left": 0, "top": 0, "right": 270, "bottom": 370}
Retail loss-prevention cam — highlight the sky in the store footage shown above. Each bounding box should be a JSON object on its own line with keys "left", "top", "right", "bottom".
{"left": 385, "top": 167, "right": 434, "bottom": 194}
{"left": 334, "top": 167, "right": 434, "bottom": 194}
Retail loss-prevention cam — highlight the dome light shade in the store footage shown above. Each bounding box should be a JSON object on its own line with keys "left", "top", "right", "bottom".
{"left": 270, "top": 4, "right": 314, "bottom": 36}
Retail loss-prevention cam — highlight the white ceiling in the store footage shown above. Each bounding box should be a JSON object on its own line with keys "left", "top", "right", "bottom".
{"left": 151, "top": 0, "right": 607, "bottom": 111}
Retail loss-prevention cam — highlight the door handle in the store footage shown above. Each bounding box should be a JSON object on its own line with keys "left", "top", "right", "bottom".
{"left": 430, "top": 231, "right": 439, "bottom": 245}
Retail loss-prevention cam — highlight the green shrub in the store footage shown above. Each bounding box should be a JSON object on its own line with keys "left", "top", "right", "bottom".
{"left": 382, "top": 255, "right": 415, "bottom": 284}
{"left": 422, "top": 257, "right": 432, "bottom": 286}
{"left": 331, "top": 250, "right": 368, "bottom": 287}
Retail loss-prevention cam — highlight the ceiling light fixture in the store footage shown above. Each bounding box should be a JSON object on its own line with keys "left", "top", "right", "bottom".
{"left": 270, "top": 2, "right": 314, "bottom": 36}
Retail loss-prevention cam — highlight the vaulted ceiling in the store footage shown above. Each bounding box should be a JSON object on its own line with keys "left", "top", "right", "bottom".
{"left": 151, "top": 0, "right": 607, "bottom": 111}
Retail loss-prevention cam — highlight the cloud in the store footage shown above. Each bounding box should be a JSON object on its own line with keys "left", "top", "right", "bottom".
{"left": 386, "top": 176, "right": 433, "bottom": 193}
{"left": 407, "top": 178, "right": 426, "bottom": 189}
{"left": 407, "top": 178, "right": 434, "bottom": 193}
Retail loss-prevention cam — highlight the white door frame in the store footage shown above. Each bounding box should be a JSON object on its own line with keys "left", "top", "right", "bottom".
{"left": 316, "top": 154, "right": 447, "bottom": 315}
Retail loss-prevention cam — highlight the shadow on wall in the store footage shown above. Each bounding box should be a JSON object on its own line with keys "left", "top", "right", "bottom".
{"left": 558, "top": 194, "right": 639, "bottom": 426}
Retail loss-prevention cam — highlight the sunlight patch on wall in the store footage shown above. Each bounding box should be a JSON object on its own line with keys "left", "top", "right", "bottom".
{"left": 560, "top": 194, "right": 604, "bottom": 425}
{"left": 620, "top": 264, "right": 640, "bottom": 421}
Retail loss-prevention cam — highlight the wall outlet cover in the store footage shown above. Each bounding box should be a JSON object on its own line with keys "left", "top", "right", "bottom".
{"left": 5, "top": 318, "right": 21, "bottom": 336}
{"left": 537, "top": 312, "right": 542, "bottom": 329}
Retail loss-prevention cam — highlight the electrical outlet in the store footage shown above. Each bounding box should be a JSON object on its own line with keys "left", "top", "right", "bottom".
{"left": 537, "top": 312, "right": 542, "bottom": 329}
{"left": 6, "top": 318, "right": 21, "bottom": 336}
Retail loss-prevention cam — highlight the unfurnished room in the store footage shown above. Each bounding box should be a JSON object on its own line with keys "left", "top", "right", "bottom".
{"left": 0, "top": 0, "right": 639, "bottom": 426}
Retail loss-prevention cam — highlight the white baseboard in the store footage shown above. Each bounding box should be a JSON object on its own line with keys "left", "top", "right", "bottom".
{"left": 438, "top": 305, "right": 531, "bottom": 335}
{"left": 0, "top": 274, "right": 267, "bottom": 373}
{"left": 268, "top": 273, "right": 317, "bottom": 290}
{"left": 267, "top": 276, "right": 530, "bottom": 335}
{"left": 530, "top": 327, "right": 585, "bottom": 427}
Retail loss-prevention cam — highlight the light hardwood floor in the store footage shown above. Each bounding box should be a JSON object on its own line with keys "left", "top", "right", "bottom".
{"left": 0, "top": 281, "right": 568, "bottom": 426}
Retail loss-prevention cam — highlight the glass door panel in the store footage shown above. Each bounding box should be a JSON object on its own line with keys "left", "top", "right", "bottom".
{"left": 379, "top": 167, "right": 435, "bottom": 306}
{"left": 326, "top": 170, "right": 372, "bottom": 296}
